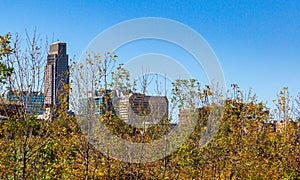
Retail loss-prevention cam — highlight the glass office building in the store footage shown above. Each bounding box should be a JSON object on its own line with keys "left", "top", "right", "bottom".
{"left": 3, "top": 90, "right": 44, "bottom": 115}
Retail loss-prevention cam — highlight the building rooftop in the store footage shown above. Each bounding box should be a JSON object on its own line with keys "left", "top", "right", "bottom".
{"left": 50, "top": 41, "right": 66, "bottom": 45}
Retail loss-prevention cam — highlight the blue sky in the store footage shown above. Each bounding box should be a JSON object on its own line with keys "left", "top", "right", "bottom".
{"left": 1, "top": 0, "right": 299, "bottom": 108}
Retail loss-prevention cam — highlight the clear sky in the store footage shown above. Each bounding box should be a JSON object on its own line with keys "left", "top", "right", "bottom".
{"left": 1, "top": 0, "right": 299, "bottom": 108}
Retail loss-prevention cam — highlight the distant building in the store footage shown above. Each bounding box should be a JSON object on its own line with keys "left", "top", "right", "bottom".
{"left": 177, "top": 106, "right": 211, "bottom": 129}
{"left": 80, "top": 90, "right": 169, "bottom": 127}
{"left": 89, "top": 89, "right": 114, "bottom": 116}
{"left": 44, "top": 42, "right": 69, "bottom": 110}
{"left": 275, "top": 121, "right": 285, "bottom": 133}
{"left": 178, "top": 109, "right": 192, "bottom": 125}
{"left": 78, "top": 89, "right": 115, "bottom": 117}
{"left": 117, "top": 92, "right": 168, "bottom": 127}
{"left": 2, "top": 90, "right": 44, "bottom": 115}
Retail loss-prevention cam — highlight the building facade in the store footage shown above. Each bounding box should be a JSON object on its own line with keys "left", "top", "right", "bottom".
{"left": 44, "top": 42, "right": 69, "bottom": 110}
{"left": 2, "top": 90, "right": 44, "bottom": 115}
{"left": 88, "top": 89, "right": 114, "bottom": 116}
{"left": 78, "top": 89, "right": 115, "bottom": 118}
{"left": 80, "top": 90, "right": 168, "bottom": 127}
{"left": 117, "top": 92, "right": 168, "bottom": 127}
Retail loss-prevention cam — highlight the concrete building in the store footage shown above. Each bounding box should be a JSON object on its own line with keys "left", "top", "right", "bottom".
{"left": 117, "top": 92, "right": 168, "bottom": 127}
{"left": 80, "top": 89, "right": 169, "bottom": 127}
{"left": 44, "top": 42, "right": 69, "bottom": 110}
{"left": 178, "top": 106, "right": 211, "bottom": 128}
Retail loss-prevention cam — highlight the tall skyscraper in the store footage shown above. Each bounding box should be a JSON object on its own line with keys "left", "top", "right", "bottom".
{"left": 44, "top": 42, "right": 69, "bottom": 110}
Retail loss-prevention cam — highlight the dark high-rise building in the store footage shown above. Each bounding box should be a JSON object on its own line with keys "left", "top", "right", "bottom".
{"left": 44, "top": 42, "right": 69, "bottom": 110}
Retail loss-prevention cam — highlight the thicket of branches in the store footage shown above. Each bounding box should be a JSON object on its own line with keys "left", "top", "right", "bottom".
{"left": 0, "top": 33, "right": 299, "bottom": 179}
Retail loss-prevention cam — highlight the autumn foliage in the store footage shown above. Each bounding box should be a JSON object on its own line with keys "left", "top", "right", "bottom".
{"left": 0, "top": 33, "right": 299, "bottom": 179}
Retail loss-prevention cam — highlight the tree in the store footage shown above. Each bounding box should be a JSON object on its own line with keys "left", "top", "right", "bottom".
{"left": 0, "top": 33, "right": 14, "bottom": 85}
{"left": 0, "top": 31, "right": 56, "bottom": 179}
{"left": 2, "top": 30, "right": 300, "bottom": 178}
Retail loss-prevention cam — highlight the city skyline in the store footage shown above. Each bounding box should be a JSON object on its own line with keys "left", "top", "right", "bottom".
{"left": 0, "top": 1, "right": 300, "bottom": 177}
{"left": 0, "top": 1, "right": 299, "bottom": 109}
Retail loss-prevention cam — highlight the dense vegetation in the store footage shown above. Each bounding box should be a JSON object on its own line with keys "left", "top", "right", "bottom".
{"left": 0, "top": 33, "right": 299, "bottom": 179}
